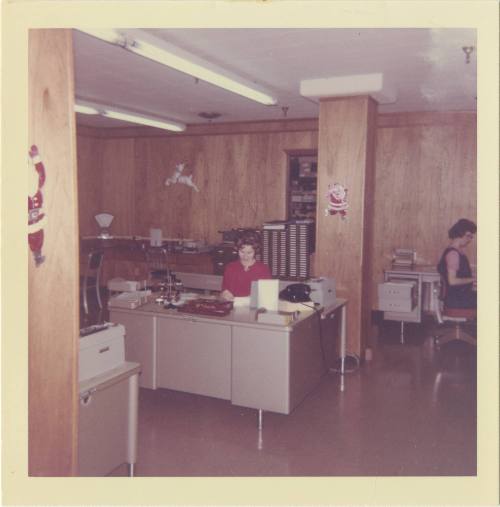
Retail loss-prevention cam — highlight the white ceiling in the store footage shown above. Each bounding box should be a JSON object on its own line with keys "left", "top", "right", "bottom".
{"left": 73, "top": 28, "right": 477, "bottom": 129}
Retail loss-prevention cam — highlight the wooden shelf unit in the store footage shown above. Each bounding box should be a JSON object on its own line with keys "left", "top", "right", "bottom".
{"left": 286, "top": 150, "right": 318, "bottom": 221}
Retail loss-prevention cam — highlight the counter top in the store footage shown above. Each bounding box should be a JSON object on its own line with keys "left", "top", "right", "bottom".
{"left": 110, "top": 297, "right": 347, "bottom": 331}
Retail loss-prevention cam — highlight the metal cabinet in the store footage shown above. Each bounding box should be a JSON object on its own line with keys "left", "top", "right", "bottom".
{"left": 381, "top": 273, "right": 421, "bottom": 323}
{"left": 78, "top": 362, "right": 140, "bottom": 476}
{"left": 378, "top": 280, "right": 418, "bottom": 313}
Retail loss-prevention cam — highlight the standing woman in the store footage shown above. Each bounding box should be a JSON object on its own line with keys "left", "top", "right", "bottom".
{"left": 220, "top": 233, "right": 271, "bottom": 301}
{"left": 437, "top": 218, "right": 477, "bottom": 309}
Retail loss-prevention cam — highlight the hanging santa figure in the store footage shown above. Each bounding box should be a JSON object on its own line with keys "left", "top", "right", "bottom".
{"left": 325, "top": 182, "right": 349, "bottom": 219}
{"left": 28, "top": 145, "right": 47, "bottom": 266}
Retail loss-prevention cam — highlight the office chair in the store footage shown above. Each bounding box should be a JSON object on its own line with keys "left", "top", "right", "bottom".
{"left": 81, "top": 250, "right": 105, "bottom": 315}
{"left": 433, "top": 277, "right": 476, "bottom": 348}
{"left": 145, "top": 246, "right": 170, "bottom": 288}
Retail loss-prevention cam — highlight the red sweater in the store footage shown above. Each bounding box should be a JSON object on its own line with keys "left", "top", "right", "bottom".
{"left": 221, "top": 260, "right": 272, "bottom": 297}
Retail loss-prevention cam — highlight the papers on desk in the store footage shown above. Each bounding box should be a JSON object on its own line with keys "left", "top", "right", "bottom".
{"left": 108, "top": 278, "right": 146, "bottom": 292}
{"left": 108, "top": 290, "right": 150, "bottom": 309}
{"left": 278, "top": 300, "right": 316, "bottom": 313}
{"left": 233, "top": 296, "right": 251, "bottom": 307}
{"left": 257, "top": 310, "right": 297, "bottom": 325}
{"left": 392, "top": 248, "right": 416, "bottom": 268}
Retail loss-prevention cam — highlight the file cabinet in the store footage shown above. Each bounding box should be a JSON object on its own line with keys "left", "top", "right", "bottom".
{"left": 378, "top": 280, "right": 417, "bottom": 313}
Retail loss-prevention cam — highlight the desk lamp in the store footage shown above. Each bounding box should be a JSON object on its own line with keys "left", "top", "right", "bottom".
{"left": 95, "top": 213, "right": 114, "bottom": 239}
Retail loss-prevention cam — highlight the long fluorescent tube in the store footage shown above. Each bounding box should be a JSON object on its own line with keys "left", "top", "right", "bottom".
{"left": 78, "top": 28, "right": 277, "bottom": 106}
{"left": 76, "top": 28, "right": 125, "bottom": 46}
{"left": 74, "top": 103, "right": 100, "bottom": 115}
{"left": 74, "top": 100, "right": 186, "bottom": 132}
{"left": 102, "top": 109, "right": 185, "bottom": 132}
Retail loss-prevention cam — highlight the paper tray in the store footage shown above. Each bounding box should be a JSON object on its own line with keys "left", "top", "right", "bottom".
{"left": 108, "top": 291, "right": 149, "bottom": 309}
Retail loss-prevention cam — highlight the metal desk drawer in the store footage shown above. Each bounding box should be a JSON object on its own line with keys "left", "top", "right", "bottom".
{"left": 378, "top": 281, "right": 416, "bottom": 312}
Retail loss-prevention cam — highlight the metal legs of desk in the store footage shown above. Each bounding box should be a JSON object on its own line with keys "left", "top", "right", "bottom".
{"left": 339, "top": 303, "right": 347, "bottom": 392}
{"left": 326, "top": 300, "right": 347, "bottom": 392}
{"left": 126, "top": 372, "right": 139, "bottom": 477}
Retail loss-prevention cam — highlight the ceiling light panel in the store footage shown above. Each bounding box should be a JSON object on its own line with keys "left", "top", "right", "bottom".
{"left": 74, "top": 99, "right": 186, "bottom": 132}
{"left": 77, "top": 28, "right": 277, "bottom": 106}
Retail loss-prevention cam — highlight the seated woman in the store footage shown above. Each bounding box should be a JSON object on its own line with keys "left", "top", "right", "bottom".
{"left": 220, "top": 233, "right": 271, "bottom": 301}
{"left": 436, "top": 218, "right": 476, "bottom": 309}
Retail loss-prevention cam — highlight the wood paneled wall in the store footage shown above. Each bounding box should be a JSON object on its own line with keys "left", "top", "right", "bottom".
{"left": 77, "top": 111, "right": 477, "bottom": 352}
{"left": 29, "top": 29, "right": 79, "bottom": 476}
{"left": 372, "top": 112, "right": 477, "bottom": 303}
{"left": 78, "top": 127, "right": 319, "bottom": 244}
{"left": 76, "top": 135, "right": 102, "bottom": 235}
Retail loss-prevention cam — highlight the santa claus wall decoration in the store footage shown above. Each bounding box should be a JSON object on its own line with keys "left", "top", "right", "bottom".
{"left": 325, "top": 182, "right": 349, "bottom": 219}
{"left": 28, "top": 145, "right": 47, "bottom": 266}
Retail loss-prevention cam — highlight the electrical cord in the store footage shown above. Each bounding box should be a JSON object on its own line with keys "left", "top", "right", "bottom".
{"left": 299, "top": 302, "right": 328, "bottom": 368}
{"left": 298, "top": 302, "right": 361, "bottom": 374}
{"left": 329, "top": 353, "right": 360, "bottom": 373}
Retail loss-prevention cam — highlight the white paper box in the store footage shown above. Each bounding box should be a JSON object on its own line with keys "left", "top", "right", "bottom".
{"left": 79, "top": 324, "right": 125, "bottom": 381}
{"left": 257, "top": 279, "right": 279, "bottom": 311}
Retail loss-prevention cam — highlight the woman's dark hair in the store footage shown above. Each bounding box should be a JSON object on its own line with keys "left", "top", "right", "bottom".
{"left": 236, "top": 232, "right": 261, "bottom": 254}
{"left": 448, "top": 218, "right": 477, "bottom": 239}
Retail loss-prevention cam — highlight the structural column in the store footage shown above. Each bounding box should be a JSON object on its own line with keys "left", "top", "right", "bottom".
{"left": 315, "top": 96, "right": 377, "bottom": 357}
{"left": 28, "top": 29, "right": 80, "bottom": 476}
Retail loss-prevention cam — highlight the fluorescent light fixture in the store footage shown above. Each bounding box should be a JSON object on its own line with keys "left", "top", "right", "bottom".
{"left": 78, "top": 28, "right": 277, "bottom": 106}
{"left": 102, "top": 109, "right": 185, "bottom": 131}
{"left": 77, "top": 28, "right": 125, "bottom": 46}
{"left": 74, "top": 100, "right": 186, "bottom": 132}
{"left": 74, "top": 103, "right": 100, "bottom": 115}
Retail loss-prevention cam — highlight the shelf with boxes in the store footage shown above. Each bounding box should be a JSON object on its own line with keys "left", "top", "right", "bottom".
{"left": 287, "top": 151, "right": 318, "bottom": 221}
{"left": 262, "top": 219, "right": 315, "bottom": 280}
{"left": 80, "top": 237, "right": 215, "bottom": 287}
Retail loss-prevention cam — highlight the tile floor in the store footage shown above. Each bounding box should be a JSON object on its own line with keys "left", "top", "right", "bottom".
{"left": 98, "top": 314, "right": 476, "bottom": 477}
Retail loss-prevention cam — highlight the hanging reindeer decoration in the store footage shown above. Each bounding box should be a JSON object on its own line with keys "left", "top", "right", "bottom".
{"left": 165, "top": 162, "right": 199, "bottom": 192}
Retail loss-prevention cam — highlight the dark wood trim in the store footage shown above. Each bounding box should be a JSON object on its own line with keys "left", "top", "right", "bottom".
{"left": 77, "top": 110, "right": 477, "bottom": 139}
{"left": 76, "top": 124, "right": 103, "bottom": 138}
{"left": 76, "top": 118, "right": 320, "bottom": 139}
{"left": 284, "top": 148, "right": 318, "bottom": 156}
{"left": 377, "top": 111, "right": 476, "bottom": 128}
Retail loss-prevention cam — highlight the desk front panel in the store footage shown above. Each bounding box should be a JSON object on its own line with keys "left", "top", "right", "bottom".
{"left": 156, "top": 316, "right": 231, "bottom": 400}
{"left": 109, "top": 309, "right": 156, "bottom": 389}
{"left": 231, "top": 325, "right": 290, "bottom": 414}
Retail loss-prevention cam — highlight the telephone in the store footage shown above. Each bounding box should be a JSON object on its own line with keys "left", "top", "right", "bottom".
{"left": 279, "top": 283, "right": 312, "bottom": 303}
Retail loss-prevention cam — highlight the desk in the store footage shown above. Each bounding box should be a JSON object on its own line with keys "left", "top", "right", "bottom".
{"left": 110, "top": 298, "right": 347, "bottom": 427}
{"left": 383, "top": 266, "right": 440, "bottom": 342}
